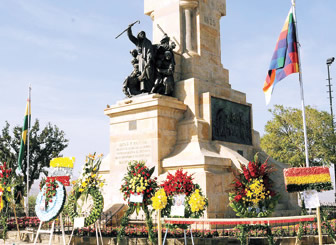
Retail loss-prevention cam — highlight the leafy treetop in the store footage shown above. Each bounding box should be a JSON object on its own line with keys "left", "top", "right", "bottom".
{"left": 0, "top": 119, "right": 69, "bottom": 191}
{"left": 261, "top": 105, "right": 336, "bottom": 167}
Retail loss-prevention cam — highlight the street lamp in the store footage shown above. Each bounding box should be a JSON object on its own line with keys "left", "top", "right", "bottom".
{"left": 326, "top": 57, "right": 335, "bottom": 131}
{"left": 326, "top": 57, "right": 336, "bottom": 203}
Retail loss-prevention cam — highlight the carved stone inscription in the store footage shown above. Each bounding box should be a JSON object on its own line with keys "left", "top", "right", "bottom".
{"left": 211, "top": 97, "right": 252, "bottom": 145}
{"left": 115, "top": 140, "right": 152, "bottom": 165}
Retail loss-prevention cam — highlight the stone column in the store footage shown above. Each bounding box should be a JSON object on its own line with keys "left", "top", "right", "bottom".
{"left": 180, "top": 0, "right": 198, "bottom": 53}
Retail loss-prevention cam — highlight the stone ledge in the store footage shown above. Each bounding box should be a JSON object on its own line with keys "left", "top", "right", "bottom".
{"left": 105, "top": 94, "right": 187, "bottom": 117}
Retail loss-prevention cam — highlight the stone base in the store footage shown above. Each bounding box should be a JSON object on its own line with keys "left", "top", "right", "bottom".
{"left": 102, "top": 94, "right": 187, "bottom": 208}
{"left": 161, "top": 140, "right": 250, "bottom": 218}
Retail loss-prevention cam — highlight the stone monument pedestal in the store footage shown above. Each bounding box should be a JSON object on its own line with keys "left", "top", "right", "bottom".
{"left": 102, "top": 94, "right": 186, "bottom": 206}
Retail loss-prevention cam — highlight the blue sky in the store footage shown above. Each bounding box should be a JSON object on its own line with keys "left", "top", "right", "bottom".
{"left": 1, "top": 0, "right": 336, "bottom": 181}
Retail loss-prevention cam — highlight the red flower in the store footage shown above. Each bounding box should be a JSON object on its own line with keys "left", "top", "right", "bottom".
{"left": 241, "top": 165, "right": 251, "bottom": 181}
{"left": 260, "top": 162, "right": 267, "bottom": 176}
{"left": 248, "top": 162, "right": 258, "bottom": 178}
{"left": 234, "top": 195, "right": 242, "bottom": 202}
{"left": 235, "top": 180, "right": 243, "bottom": 188}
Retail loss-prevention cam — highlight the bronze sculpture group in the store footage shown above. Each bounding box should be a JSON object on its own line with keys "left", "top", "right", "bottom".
{"left": 122, "top": 25, "right": 176, "bottom": 98}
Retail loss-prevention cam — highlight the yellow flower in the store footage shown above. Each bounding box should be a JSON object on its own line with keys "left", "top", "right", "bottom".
{"left": 92, "top": 174, "right": 97, "bottom": 178}
{"left": 79, "top": 188, "right": 84, "bottom": 192}
{"left": 7, "top": 187, "right": 11, "bottom": 192}
{"left": 0, "top": 199, "right": 3, "bottom": 211}
{"left": 152, "top": 189, "right": 167, "bottom": 210}
{"left": 188, "top": 190, "right": 206, "bottom": 213}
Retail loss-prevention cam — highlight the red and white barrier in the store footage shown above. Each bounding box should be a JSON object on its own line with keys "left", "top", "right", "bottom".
{"left": 162, "top": 215, "right": 316, "bottom": 225}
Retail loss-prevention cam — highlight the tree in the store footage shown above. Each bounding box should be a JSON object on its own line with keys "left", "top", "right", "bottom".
{"left": 0, "top": 119, "right": 69, "bottom": 190}
{"left": 261, "top": 105, "right": 336, "bottom": 167}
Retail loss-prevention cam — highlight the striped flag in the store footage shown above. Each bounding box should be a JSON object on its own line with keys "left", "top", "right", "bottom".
{"left": 263, "top": 8, "right": 299, "bottom": 105}
{"left": 16, "top": 97, "right": 31, "bottom": 175}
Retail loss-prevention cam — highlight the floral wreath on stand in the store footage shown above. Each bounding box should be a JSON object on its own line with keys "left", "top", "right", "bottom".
{"left": 154, "top": 169, "right": 208, "bottom": 230}
{"left": 35, "top": 157, "right": 75, "bottom": 223}
{"left": 68, "top": 153, "right": 105, "bottom": 227}
{"left": 229, "top": 154, "right": 280, "bottom": 245}
{"left": 0, "top": 162, "right": 15, "bottom": 242}
{"left": 35, "top": 179, "right": 66, "bottom": 222}
{"left": 118, "top": 161, "right": 158, "bottom": 243}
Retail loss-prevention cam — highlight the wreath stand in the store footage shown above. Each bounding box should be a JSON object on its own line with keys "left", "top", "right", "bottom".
{"left": 162, "top": 227, "right": 194, "bottom": 245}
{"left": 158, "top": 212, "right": 194, "bottom": 245}
{"left": 33, "top": 213, "right": 66, "bottom": 245}
{"left": 67, "top": 220, "right": 103, "bottom": 245}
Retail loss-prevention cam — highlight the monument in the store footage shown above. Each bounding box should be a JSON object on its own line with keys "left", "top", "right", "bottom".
{"left": 101, "top": 0, "right": 299, "bottom": 218}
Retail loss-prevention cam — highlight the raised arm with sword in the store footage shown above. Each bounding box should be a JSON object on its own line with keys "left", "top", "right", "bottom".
{"left": 115, "top": 20, "right": 140, "bottom": 39}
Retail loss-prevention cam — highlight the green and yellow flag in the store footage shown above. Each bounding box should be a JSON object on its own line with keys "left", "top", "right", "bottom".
{"left": 17, "top": 98, "right": 31, "bottom": 175}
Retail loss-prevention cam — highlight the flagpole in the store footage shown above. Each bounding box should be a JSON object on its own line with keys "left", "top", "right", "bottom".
{"left": 291, "top": 0, "right": 309, "bottom": 168}
{"left": 27, "top": 85, "right": 31, "bottom": 216}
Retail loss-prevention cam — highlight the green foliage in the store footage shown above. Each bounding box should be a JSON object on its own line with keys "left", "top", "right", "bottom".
{"left": 236, "top": 224, "right": 274, "bottom": 245}
{"left": 28, "top": 195, "right": 37, "bottom": 207}
{"left": 117, "top": 203, "right": 156, "bottom": 244}
{"left": 68, "top": 187, "right": 104, "bottom": 227}
{"left": 0, "top": 119, "right": 69, "bottom": 190}
{"left": 261, "top": 105, "right": 336, "bottom": 167}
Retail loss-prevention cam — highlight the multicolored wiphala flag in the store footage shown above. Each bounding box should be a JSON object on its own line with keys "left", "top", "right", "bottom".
{"left": 263, "top": 8, "right": 299, "bottom": 105}
{"left": 17, "top": 98, "right": 31, "bottom": 175}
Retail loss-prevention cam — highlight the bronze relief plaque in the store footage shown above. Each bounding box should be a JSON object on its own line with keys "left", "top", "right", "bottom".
{"left": 211, "top": 97, "right": 252, "bottom": 145}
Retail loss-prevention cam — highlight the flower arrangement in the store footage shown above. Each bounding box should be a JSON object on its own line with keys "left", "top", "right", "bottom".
{"left": 0, "top": 162, "right": 15, "bottom": 241}
{"left": 283, "top": 166, "right": 333, "bottom": 193}
{"left": 35, "top": 180, "right": 66, "bottom": 222}
{"left": 47, "top": 157, "right": 75, "bottom": 186}
{"left": 120, "top": 161, "right": 158, "bottom": 208}
{"left": 229, "top": 157, "right": 280, "bottom": 218}
{"left": 0, "top": 162, "right": 13, "bottom": 208}
{"left": 118, "top": 161, "right": 158, "bottom": 243}
{"left": 71, "top": 153, "right": 104, "bottom": 194}
{"left": 39, "top": 178, "right": 59, "bottom": 209}
{"left": 68, "top": 153, "right": 105, "bottom": 227}
{"left": 159, "top": 169, "right": 208, "bottom": 229}
{"left": 50, "top": 157, "right": 75, "bottom": 168}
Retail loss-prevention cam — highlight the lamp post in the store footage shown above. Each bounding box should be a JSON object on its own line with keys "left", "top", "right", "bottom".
{"left": 327, "top": 57, "right": 335, "bottom": 131}
{"left": 326, "top": 57, "right": 336, "bottom": 202}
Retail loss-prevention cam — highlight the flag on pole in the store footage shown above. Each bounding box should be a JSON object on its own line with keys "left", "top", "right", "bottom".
{"left": 263, "top": 8, "right": 299, "bottom": 105}
{"left": 16, "top": 97, "right": 31, "bottom": 175}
